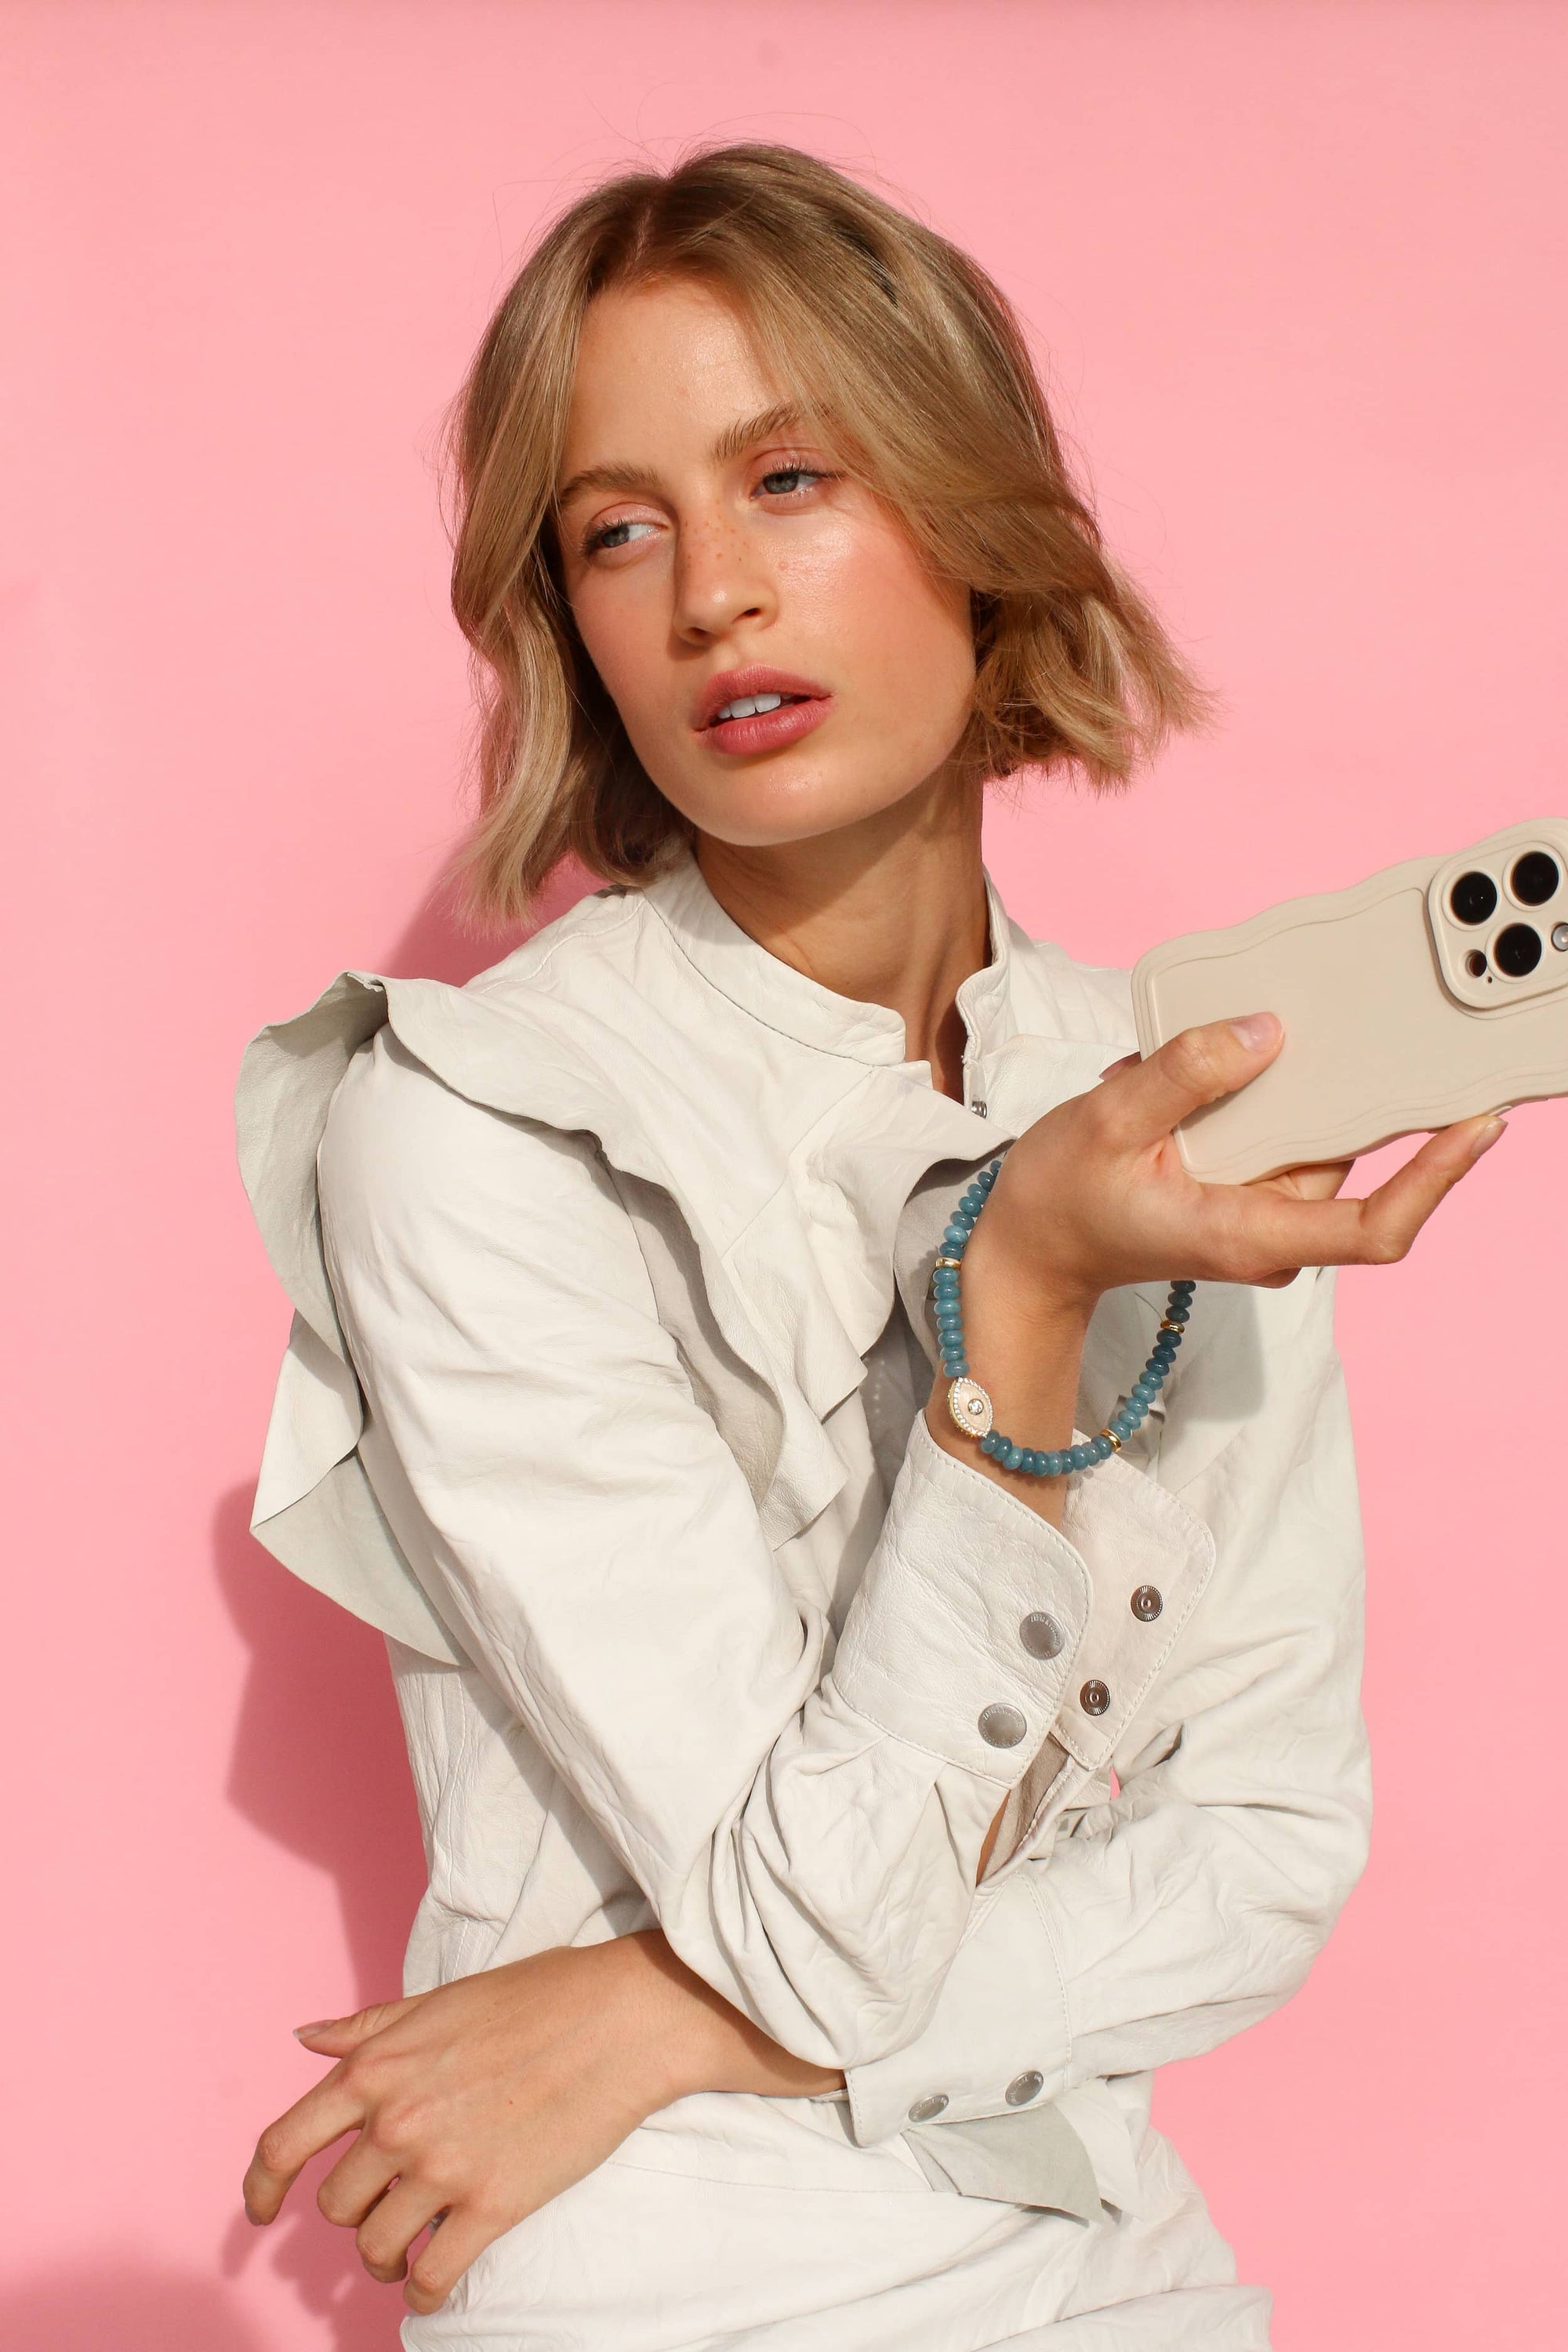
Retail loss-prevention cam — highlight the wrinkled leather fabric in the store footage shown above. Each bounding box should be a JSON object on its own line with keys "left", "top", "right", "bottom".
{"left": 235, "top": 852, "right": 1367, "bottom": 2346}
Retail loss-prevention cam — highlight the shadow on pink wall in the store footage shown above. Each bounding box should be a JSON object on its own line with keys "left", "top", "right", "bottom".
{"left": 0, "top": 2267, "right": 273, "bottom": 2352}
{"left": 211, "top": 864, "right": 595, "bottom": 2346}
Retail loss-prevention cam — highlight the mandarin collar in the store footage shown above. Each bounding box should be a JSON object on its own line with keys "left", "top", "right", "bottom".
{"left": 640, "top": 848, "right": 1017, "bottom": 1068}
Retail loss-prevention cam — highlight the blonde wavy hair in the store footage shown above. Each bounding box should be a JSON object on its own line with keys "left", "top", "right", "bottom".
{"left": 442, "top": 142, "right": 1210, "bottom": 923}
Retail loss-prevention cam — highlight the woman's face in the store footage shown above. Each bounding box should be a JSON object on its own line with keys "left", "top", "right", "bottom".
{"left": 554, "top": 278, "right": 977, "bottom": 851}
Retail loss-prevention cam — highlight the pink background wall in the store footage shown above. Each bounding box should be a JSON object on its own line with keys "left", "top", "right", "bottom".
{"left": 5, "top": 4, "right": 1564, "bottom": 2345}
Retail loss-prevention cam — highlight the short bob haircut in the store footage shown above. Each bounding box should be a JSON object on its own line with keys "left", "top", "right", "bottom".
{"left": 443, "top": 142, "right": 1210, "bottom": 923}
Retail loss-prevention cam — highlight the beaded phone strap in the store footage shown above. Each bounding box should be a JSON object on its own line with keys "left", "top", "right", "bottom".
{"left": 933, "top": 1155, "right": 1195, "bottom": 1478}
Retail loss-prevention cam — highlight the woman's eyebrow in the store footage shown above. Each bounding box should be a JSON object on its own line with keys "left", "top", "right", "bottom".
{"left": 556, "top": 405, "right": 808, "bottom": 507}
{"left": 711, "top": 401, "right": 804, "bottom": 463}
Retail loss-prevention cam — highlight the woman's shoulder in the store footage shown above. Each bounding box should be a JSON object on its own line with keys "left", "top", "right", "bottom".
{"left": 316, "top": 1022, "right": 638, "bottom": 1303}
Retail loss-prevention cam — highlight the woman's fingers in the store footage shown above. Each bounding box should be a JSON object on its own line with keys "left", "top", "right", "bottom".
{"left": 294, "top": 1994, "right": 423, "bottom": 2057}
{"left": 354, "top": 2176, "right": 448, "bottom": 2285}
{"left": 405, "top": 2204, "right": 510, "bottom": 2318}
{"left": 316, "top": 2130, "right": 401, "bottom": 2230}
{"left": 1193, "top": 1113, "right": 1501, "bottom": 1278}
{"left": 1104, "top": 1014, "right": 1283, "bottom": 1149}
{"left": 1350, "top": 1113, "right": 1504, "bottom": 1259}
{"left": 242, "top": 2070, "right": 365, "bottom": 2223}
{"left": 1264, "top": 1159, "right": 1354, "bottom": 1204}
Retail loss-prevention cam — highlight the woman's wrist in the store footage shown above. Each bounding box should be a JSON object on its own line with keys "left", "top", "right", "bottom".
{"left": 924, "top": 1213, "right": 1093, "bottom": 1519}
{"left": 625, "top": 1932, "right": 844, "bottom": 2107}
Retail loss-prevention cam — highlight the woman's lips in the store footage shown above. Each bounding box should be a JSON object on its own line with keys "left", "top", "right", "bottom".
{"left": 699, "top": 693, "right": 832, "bottom": 757}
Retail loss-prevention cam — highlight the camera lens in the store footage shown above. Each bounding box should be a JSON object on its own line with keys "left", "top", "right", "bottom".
{"left": 1465, "top": 949, "right": 1487, "bottom": 978}
{"left": 1494, "top": 923, "right": 1543, "bottom": 978}
{"left": 1510, "top": 851, "right": 1559, "bottom": 906}
{"left": 1449, "top": 870, "right": 1497, "bottom": 925}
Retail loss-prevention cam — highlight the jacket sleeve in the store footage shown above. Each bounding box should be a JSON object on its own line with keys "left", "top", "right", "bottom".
{"left": 315, "top": 1030, "right": 1195, "bottom": 2071}
{"left": 844, "top": 1264, "right": 1372, "bottom": 2140}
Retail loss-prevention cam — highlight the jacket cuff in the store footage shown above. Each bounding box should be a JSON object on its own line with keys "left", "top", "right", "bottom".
{"left": 845, "top": 1868, "right": 1070, "bottom": 2143}
{"left": 827, "top": 1414, "right": 1093, "bottom": 1788}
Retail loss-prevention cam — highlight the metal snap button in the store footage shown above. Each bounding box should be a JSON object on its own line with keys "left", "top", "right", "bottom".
{"left": 1005, "top": 2070, "right": 1044, "bottom": 2107}
{"left": 978, "top": 1703, "right": 1028, "bottom": 1748}
{"left": 1131, "top": 1584, "right": 1163, "bottom": 1623}
{"left": 908, "top": 2092, "right": 949, "bottom": 2122}
{"left": 1019, "top": 1610, "right": 1065, "bottom": 1659}
{"left": 1080, "top": 1679, "right": 1111, "bottom": 1717}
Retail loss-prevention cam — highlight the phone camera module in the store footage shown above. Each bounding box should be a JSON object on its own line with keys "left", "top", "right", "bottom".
{"left": 1449, "top": 870, "right": 1498, "bottom": 925}
{"left": 1510, "top": 851, "right": 1560, "bottom": 906}
{"left": 1494, "top": 923, "right": 1544, "bottom": 978}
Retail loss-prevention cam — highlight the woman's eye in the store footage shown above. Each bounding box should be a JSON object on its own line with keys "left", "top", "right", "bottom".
{"left": 757, "top": 465, "right": 829, "bottom": 498}
{"left": 584, "top": 516, "right": 659, "bottom": 555}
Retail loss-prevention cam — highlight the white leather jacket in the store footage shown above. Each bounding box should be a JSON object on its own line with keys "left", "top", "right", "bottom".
{"left": 235, "top": 848, "right": 1370, "bottom": 2220}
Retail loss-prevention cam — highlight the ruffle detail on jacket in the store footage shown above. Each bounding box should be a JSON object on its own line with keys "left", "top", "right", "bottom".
{"left": 234, "top": 964, "right": 1015, "bottom": 1661}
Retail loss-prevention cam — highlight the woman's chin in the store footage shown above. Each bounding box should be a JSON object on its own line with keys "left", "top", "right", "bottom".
{"left": 674, "top": 771, "right": 941, "bottom": 856}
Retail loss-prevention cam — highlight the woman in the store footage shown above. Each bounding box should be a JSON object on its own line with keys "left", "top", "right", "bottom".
{"left": 236, "top": 145, "right": 1500, "bottom": 2348}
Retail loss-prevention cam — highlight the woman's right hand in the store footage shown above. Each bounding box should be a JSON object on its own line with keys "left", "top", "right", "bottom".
{"left": 927, "top": 1011, "right": 1504, "bottom": 1523}
{"left": 975, "top": 1011, "right": 1504, "bottom": 1319}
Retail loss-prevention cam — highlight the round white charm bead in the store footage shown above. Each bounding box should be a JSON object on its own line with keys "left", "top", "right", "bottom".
{"left": 946, "top": 1377, "right": 993, "bottom": 1439}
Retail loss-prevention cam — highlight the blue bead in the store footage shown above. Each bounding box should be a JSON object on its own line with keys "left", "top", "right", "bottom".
{"left": 1109, "top": 1415, "right": 1131, "bottom": 1440}
{"left": 1003, "top": 1443, "right": 1023, "bottom": 1472}
{"left": 1172, "top": 1280, "right": 1196, "bottom": 1298}
{"left": 1038, "top": 1451, "right": 1058, "bottom": 1477}
{"left": 1132, "top": 1381, "right": 1156, "bottom": 1402}
{"left": 935, "top": 1309, "right": 963, "bottom": 1330}
{"left": 1091, "top": 1436, "right": 1112, "bottom": 1461}
{"left": 942, "top": 1228, "right": 969, "bottom": 1253}
{"left": 1166, "top": 1307, "right": 1189, "bottom": 1325}
{"left": 979, "top": 1431, "right": 998, "bottom": 1456}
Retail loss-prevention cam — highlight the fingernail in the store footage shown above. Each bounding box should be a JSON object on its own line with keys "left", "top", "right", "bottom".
{"left": 1229, "top": 1012, "right": 1280, "bottom": 1051}
{"left": 293, "top": 2020, "right": 337, "bottom": 2040}
{"left": 1472, "top": 1116, "right": 1507, "bottom": 1158}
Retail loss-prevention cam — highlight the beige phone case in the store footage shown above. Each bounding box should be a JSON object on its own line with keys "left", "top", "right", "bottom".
{"left": 1131, "top": 818, "right": 1568, "bottom": 1182}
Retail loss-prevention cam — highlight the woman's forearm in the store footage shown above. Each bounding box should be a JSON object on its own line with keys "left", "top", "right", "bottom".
{"left": 631, "top": 1930, "right": 845, "bottom": 2102}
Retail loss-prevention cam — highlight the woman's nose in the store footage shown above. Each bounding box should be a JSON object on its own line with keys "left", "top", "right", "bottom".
{"left": 671, "top": 520, "right": 776, "bottom": 643}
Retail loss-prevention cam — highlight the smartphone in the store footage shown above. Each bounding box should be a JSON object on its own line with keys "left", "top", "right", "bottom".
{"left": 1130, "top": 818, "right": 1568, "bottom": 1183}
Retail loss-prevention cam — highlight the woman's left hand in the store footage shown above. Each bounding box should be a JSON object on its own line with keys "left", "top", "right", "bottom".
{"left": 242, "top": 1932, "right": 840, "bottom": 2316}
{"left": 242, "top": 1936, "right": 686, "bottom": 2314}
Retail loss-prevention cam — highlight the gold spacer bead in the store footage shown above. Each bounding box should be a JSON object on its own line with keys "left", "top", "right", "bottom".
{"left": 1100, "top": 1428, "right": 1123, "bottom": 1452}
{"left": 933, "top": 1257, "right": 963, "bottom": 1270}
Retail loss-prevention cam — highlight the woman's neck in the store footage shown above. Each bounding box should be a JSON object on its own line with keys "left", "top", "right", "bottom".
{"left": 694, "top": 770, "right": 989, "bottom": 1101}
